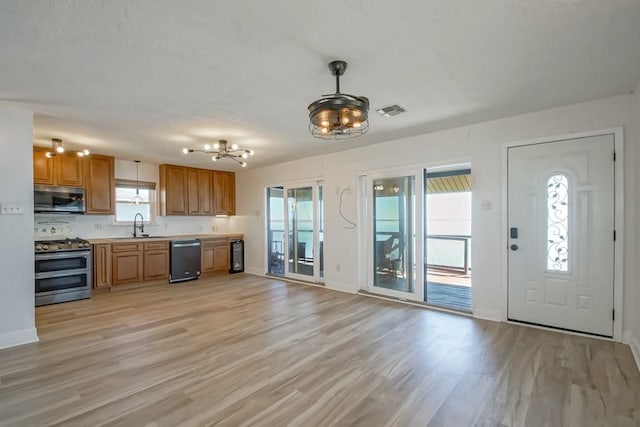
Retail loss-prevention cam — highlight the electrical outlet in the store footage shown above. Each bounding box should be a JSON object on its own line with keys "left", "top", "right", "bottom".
{"left": 1, "top": 203, "right": 24, "bottom": 215}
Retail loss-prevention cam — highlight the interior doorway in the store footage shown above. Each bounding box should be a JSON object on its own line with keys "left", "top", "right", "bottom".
{"left": 424, "top": 167, "right": 472, "bottom": 311}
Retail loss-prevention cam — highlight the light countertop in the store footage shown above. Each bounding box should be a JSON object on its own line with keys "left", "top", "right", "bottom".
{"left": 87, "top": 233, "right": 243, "bottom": 244}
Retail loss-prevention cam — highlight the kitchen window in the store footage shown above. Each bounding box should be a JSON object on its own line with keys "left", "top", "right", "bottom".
{"left": 115, "top": 179, "right": 156, "bottom": 223}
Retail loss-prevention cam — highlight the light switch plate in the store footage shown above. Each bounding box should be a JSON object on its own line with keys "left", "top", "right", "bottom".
{"left": 1, "top": 203, "right": 24, "bottom": 215}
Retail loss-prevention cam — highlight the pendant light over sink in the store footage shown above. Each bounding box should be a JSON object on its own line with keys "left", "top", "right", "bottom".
{"left": 307, "top": 60, "right": 370, "bottom": 140}
{"left": 131, "top": 160, "right": 143, "bottom": 205}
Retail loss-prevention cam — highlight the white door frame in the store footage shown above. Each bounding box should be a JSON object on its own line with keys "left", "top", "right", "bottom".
{"left": 361, "top": 167, "right": 425, "bottom": 302}
{"left": 501, "top": 127, "right": 624, "bottom": 341}
{"left": 264, "top": 177, "right": 324, "bottom": 284}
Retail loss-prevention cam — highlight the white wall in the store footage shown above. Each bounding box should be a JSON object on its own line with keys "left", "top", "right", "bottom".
{"left": 233, "top": 93, "right": 638, "bottom": 336}
{"left": 59, "top": 159, "right": 233, "bottom": 238}
{"left": 0, "top": 106, "right": 38, "bottom": 349}
{"left": 627, "top": 80, "right": 640, "bottom": 363}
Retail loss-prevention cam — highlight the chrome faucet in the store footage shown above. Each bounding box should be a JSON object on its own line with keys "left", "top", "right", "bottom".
{"left": 133, "top": 213, "right": 144, "bottom": 238}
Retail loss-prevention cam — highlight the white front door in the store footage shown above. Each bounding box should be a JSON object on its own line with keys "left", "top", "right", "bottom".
{"left": 507, "top": 134, "right": 615, "bottom": 337}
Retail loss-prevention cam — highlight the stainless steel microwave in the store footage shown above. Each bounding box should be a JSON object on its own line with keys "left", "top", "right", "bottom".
{"left": 34, "top": 185, "right": 85, "bottom": 214}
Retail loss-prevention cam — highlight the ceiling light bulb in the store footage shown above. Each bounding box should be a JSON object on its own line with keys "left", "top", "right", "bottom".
{"left": 213, "top": 143, "right": 219, "bottom": 149}
{"left": 204, "top": 144, "right": 211, "bottom": 150}
{"left": 83, "top": 149, "right": 90, "bottom": 155}
{"left": 77, "top": 151, "right": 84, "bottom": 157}
{"left": 248, "top": 150, "right": 254, "bottom": 155}
{"left": 45, "top": 152, "right": 53, "bottom": 158}
{"left": 240, "top": 161, "right": 247, "bottom": 167}
{"left": 211, "top": 156, "right": 217, "bottom": 161}
{"left": 342, "top": 117, "right": 349, "bottom": 125}
{"left": 56, "top": 146, "right": 64, "bottom": 153}
{"left": 231, "top": 143, "right": 239, "bottom": 150}
{"left": 321, "top": 120, "right": 329, "bottom": 127}
{"left": 182, "top": 148, "right": 189, "bottom": 154}
{"left": 353, "top": 122, "right": 361, "bottom": 128}
{"left": 321, "top": 127, "right": 328, "bottom": 134}
{"left": 241, "top": 152, "right": 248, "bottom": 159}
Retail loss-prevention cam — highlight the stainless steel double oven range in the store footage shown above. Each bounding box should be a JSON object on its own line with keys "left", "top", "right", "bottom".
{"left": 34, "top": 238, "right": 92, "bottom": 306}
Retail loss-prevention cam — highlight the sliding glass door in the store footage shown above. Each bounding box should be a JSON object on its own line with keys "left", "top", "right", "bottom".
{"left": 366, "top": 172, "right": 423, "bottom": 300}
{"left": 267, "top": 182, "right": 323, "bottom": 283}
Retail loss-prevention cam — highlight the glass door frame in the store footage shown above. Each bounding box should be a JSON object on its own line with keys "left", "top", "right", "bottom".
{"left": 266, "top": 180, "right": 324, "bottom": 284}
{"left": 363, "top": 168, "right": 424, "bottom": 301}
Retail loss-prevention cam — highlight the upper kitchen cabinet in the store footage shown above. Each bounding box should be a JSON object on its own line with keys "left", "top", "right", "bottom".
{"left": 214, "top": 171, "right": 235, "bottom": 216}
{"left": 159, "top": 164, "right": 234, "bottom": 216}
{"left": 85, "top": 154, "right": 115, "bottom": 215}
{"left": 159, "top": 164, "right": 189, "bottom": 216}
{"left": 33, "top": 147, "right": 54, "bottom": 185}
{"left": 188, "top": 168, "right": 214, "bottom": 216}
{"left": 33, "top": 147, "right": 84, "bottom": 187}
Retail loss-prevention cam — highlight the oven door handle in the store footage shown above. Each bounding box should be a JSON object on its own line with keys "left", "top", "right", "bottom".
{"left": 35, "top": 268, "right": 91, "bottom": 279}
{"left": 35, "top": 251, "right": 91, "bottom": 261}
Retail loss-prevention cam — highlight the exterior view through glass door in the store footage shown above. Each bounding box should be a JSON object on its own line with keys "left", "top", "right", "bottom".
{"left": 424, "top": 168, "right": 472, "bottom": 312}
{"left": 370, "top": 174, "right": 419, "bottom": 299}
{"left": 267, "top": 182, "right": 323, "bottom": 282}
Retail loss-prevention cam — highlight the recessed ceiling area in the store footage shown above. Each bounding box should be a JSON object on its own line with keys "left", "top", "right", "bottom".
{"left": 1, "top": 1, "right": 639, "bottom": 169}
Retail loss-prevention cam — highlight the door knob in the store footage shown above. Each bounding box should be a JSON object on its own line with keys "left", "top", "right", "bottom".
{"left": 510, "top": 244, "right": 518, "bottom": 251}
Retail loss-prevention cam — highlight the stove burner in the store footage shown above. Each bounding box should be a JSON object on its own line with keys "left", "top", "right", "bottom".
{"left": 35, "top": 238, "right": 91, "bottom": 253}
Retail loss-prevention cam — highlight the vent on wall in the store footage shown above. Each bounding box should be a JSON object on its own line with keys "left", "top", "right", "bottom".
{"left": 376, "top": 104, "right": 406, "bottom": 117}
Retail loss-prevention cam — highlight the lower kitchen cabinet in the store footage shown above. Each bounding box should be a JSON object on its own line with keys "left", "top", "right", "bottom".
{"left": 93, "top": 236, "right": 240, "bottom": 288}
{"left": 93, "top": 244, "right": 112, "bottom": 288}
{"left": 143, "top": 241, "right": 169, "bottom": 281}
{"left": 201, "top": 238, "right": 230, "bottom": 275}
{"left": 112, "top": 250, "right": 143, "bottom": 286}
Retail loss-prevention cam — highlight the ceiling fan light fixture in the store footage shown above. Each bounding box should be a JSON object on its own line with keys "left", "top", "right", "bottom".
{"left": 307, "top": 60, "right": 370, "bottom": 140}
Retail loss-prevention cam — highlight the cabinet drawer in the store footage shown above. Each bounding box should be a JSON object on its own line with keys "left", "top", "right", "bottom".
{"left": 144, "top": 241, "right": 169, "bottom": 250}
{"left": 112, "top": 242, "right": 143, "bottom": 253}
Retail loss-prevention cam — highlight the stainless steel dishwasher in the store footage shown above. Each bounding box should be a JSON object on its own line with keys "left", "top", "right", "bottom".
{"left": 169, "top": 239, "right": 201, "bottom": 283}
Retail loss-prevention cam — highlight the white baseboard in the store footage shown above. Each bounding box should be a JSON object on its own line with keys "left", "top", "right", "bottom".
{"left": 622, "top": 330, "right": 640, "bottom": 372}
{"left": 0, "top": 327, "right": 39, "bottom": 350}
{"left": 473, "top": 307, "right": 503, "bottom": 322}
{"left": 325, "top": 280, "right": 358, "bottom": 294}
{"left": 244, "top": 266, "right": 264, "bottom": 276}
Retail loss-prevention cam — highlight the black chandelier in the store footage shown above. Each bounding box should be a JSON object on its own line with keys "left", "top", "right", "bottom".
{"left": 182, "top": 140, "right": 254, "bottom": 167}
{"left": 307, "top": 60, "right": 369, "bottom": 140}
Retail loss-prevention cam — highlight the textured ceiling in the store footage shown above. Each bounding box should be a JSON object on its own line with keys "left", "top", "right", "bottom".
{"left": 1, "top": 1, "right": 639, "bottom": 170}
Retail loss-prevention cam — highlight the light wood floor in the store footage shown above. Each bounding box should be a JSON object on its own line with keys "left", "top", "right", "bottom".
{"left": 1, "top": 275, "right": 639, "bottom": 426}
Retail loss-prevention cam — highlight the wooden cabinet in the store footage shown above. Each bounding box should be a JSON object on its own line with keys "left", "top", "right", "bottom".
{"left": 85, "top": 154, "right": 115, "bottom": 214}
{"left": 33, "top": 148, "right": 84, "bottom": 187}
{"left": 214, "top": 171, "right": 236, "bottom": 215}
{"left": 187, "top": 168, "right": 213, "bottom": 215}
{"left": 56, "top": 152, "right": 85, "bottom": 187}
{"left": 159, "top": 164, "right": 189, "bottom": 216}
{"left": 201, "top": 238, "right": 230, "bottom": 275}
{"left": 143, "top": 241, "right": 169, "bottom": 281}
{"left": 213, "top": 240, "right": 229, "bottom": 271}
{"left": 112, "top": 242, "right": 143, "bottom": 286}
{"left": 93, "top": 244, "right": 112, "bottom": 288}
{"left": 33, "top": 147, "right": 54, "bottom": 185}
{"left": 160, "top": 164, "right": 232, "bottom": 216}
